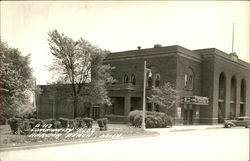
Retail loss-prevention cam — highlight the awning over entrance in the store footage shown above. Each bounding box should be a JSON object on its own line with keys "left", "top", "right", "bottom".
{"left": 181, "top": 96, "right": 209, "bottom": 105}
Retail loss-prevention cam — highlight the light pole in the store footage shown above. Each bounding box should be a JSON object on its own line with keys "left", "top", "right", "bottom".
{"left": 142, "top": 61, "right": 152, "bottom": 130}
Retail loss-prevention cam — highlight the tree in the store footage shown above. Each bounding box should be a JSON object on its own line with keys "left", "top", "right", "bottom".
{"left": 48, "top": 30, "right": 115, "bottom": 118}
{"left": 0, "top": 40, "right": 34, "bottom": 120}
{"left": 148, "top": 82, "right": 178, "bottom": 113}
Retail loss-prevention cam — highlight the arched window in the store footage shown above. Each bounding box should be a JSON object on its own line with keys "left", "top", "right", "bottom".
{"left": 131, "top": 74, "right": 136, "bottom": 85}
{"left": 124, "top": 74, "right": 129, "bottom": 84}
{"left": 184, "top": 74, "right": 188, "bottom": 87}
{"left": 155, "top": 74, "right": 160, "bottom": 87}
{"left": 230, "top": 76, "right": 237, "bottom": 119}
{"left": 218, "top": 72, "right": 226, "bottom": 123}
{"left": 184, "top": 67, "right": 194, "bottom": 90}
{"left": 240, "top": 79, "right": 246, "bottom": 116}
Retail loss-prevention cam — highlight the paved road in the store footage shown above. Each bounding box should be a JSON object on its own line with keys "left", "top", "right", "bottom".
{"left": 0, "top": 128, "right": 249, "bottom": 161}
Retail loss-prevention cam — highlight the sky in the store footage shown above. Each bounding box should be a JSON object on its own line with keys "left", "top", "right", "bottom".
{"left": 1, "top": 1, "right": 249, "bottom": 85}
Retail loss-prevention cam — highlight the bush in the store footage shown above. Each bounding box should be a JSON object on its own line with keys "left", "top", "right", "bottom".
{"left": 96, "top": 118, "right": 108, "bottom": 131}
{"left": 68, "top": 119, "right": 79, "bottom": 129}
{"left": 44, "top": 119, "right": 56, "bottom": 129}
{"left": 0, "top": 115, "right": 7, "bottom": 125}
{"left": 75, "top": 117, "right": 86, "bottom": 128}
{"left": 19, "top": 119, "right": 31, "bottom": 135}
{"left": 128, "top": 110, "right": 173, "bottom": 128}
{"left": 29, "top": 118, "right": 37, "bottom": 128}
{"left": 82, "top": 118, "right": 93, "bottom": 128}
{"left": 59, "top": 117, "right": 69, "bottom": 128}
{"left": 54, "top": 120, "right": 62, "bottom": 129}
{"left": 128, "top": 110, "right": 142, "bottom": 123}
{"left": 8, "top": 117, "right": 22, "bottom": 134}
{"left": 133, "top": 114, "right": 143, "bottom": 127}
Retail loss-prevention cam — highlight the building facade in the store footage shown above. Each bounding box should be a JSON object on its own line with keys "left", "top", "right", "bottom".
{"left": 37, "top": 45, "right": 250, "bottom": 125}
{"left": 103, "top": 45, "right": 250, "bottom": 125}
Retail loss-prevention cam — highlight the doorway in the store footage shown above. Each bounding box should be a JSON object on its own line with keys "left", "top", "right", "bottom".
{"left": 183, "top": 106, "right": 193, "bottom": 125}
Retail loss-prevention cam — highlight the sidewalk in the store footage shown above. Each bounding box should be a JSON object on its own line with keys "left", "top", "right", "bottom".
{"left": 146, "top": 124, "right": 224, "bottom": 133}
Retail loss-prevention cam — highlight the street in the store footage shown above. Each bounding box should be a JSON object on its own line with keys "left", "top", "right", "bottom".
{"left": 0, "top": 127, "right": 249, "bottom": 161}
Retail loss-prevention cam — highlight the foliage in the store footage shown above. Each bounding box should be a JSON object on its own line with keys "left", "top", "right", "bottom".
{"left": 0, "top": 40, "right": 34, "bottom": 120}
{"left": 7, "top": 117, "right": 95, "bottom": 135}
{"left": 128, "top": 110, "right": 173, "bottom": 128}
{"left": 97, "top": 118, "right": 108, "bottom": 131}
{"left": 82, "top": 118, "right": 94, "bottom": 128}
{"left": 148, "top": 82, "right": 178, "bottom": 113}
{"left": 47, "top": 30, "right": 115, "bottom": 118}
{"left": 59, "top": 117, "right": 69, "bottom": 128}
{"left": 8, "top": 117, "right": 22, "bottom": 134}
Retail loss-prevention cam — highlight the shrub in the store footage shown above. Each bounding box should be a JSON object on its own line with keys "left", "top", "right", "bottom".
{"left": 29, "top": 118, "right": 37, "bottom": 128}
{"left": 128, "top": 110, "right": 142, "bottom": 124}
{"left": 133, "top": 114, "right": 142, "bottom": 127}
{"left": 44, "top": 118, "right": 56, "bottom": 129}
{"left": 19, "top": 119, "right": 31, "bottom": 135}
{"left": 67, "top": 119, "right": 78, "bottom": 129}
{"left": 96, "top": 118, "right": 108, "bottom": 131}
{"left": 75, "top": 117, "right": 86, "bottom": 128}
{"left": 0, "top": 115, "right": 7, "bottom": 125}
{"left": 54, "top": 120, "right": 62, "bottom": 129}
{"left": 128, "top": 110, "right": 173, "bottom": 128}
{"left": 59, "top": 117, "right": 69, "bottom": 128}
{"left": 82, "top": 118, "right": 93, "bottom": 128}
{"left": 8, "top": 117, "right": 22, "bottom": 134}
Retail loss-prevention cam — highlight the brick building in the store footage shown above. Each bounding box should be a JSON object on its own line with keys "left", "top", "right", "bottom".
{"left": 103, "top": 45, "right": 249, "bottom": 125}
{"left": 37, "top": 45, "right": 250, "bottom": 125}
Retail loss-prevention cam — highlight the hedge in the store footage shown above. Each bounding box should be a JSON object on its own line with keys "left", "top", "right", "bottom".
{"left": 128, "top": 110, "right": 173, "bottom": 128}
{"left": 96, "top": 118, "right": 108, "bottom": 131}
{"left": 8, "top": 117, "right": 95, "bottom": 135}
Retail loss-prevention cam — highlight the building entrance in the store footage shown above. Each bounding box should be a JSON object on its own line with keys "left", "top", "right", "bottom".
{"left": 183, "top": 108, "right": 193, "bottom": 125}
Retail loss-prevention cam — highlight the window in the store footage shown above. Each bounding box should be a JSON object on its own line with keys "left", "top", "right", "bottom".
{"left": 184, "top": 68, "right": 194, "bottom": 90}
{"left": 124, "top": 74, "right": 129, "bottom": 84}
{"left": 184, "top": 74, "right": 188, "bottom": 88}
{"left": 131, "top": 74, "right": 136, "bottom": 85}
{"left": 155, "top": 74, "right": 160, "bottom": 87}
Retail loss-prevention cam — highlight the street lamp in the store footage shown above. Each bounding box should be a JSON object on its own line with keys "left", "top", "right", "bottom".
{"left": 142, "top": 61, "right": 152, "bottom": 130}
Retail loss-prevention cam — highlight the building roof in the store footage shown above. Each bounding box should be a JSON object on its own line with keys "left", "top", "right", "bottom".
{"left": 105, "top": 45, "right": 249, "bottom": 69}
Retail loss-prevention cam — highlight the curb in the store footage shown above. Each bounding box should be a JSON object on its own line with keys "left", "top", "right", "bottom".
{"left": 0, "top": 132, "right": 159, "bottom": 152}
{"left": 169, "top": 129, "right": 197, "bottom": 132}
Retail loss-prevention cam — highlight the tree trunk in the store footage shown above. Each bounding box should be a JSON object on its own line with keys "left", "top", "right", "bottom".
{"left": 73, "top": 96, "right": 78, "bottom": 118}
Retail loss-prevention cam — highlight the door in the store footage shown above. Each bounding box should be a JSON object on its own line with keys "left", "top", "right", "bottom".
{"left": 183, "top": 108, "right": 193, "bottom": 125}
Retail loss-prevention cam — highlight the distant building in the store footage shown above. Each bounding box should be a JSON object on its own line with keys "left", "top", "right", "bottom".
{"left": 36, "top": 45, "right": 250, "bottom": 125}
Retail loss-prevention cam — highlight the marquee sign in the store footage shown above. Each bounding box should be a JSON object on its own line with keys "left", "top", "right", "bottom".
{"left": 181, "top": 96, "right": 209, "bottom": 105}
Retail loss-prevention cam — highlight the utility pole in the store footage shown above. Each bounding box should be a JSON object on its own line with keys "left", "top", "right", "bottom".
{"left": 142, "top": 61, "right": 152, "bottom": 130}
{"left": 232, "top": 23, "right": 235, "bottom": 53}
{"left": 142, "top": 61, "right": 146, "bottom": 130}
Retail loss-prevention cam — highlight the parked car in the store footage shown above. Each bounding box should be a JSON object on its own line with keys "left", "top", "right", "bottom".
{"left": 224, "top": 117, "right": 250, "bottom": 128}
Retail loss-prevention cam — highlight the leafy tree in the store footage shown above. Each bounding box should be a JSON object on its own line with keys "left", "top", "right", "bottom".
{"left": 48, "top": 30, "right": 115, "bottom": 118}
{"left": 0, "top": 40, "right": 34, "bottom": 121}
{"left": 148, "top": 82, "right": 178, "bottom": 113}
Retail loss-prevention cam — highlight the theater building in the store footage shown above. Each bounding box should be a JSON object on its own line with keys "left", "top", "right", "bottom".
{"left": 36, "top": 45, "right": 250, "bottom": 125}
{"left": 103, "top": 45, "right": 249, "bottom": 125}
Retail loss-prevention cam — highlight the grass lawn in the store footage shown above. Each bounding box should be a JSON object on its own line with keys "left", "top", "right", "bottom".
{"left": 0, "top": 124, "right": 158, "bottom": 149}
